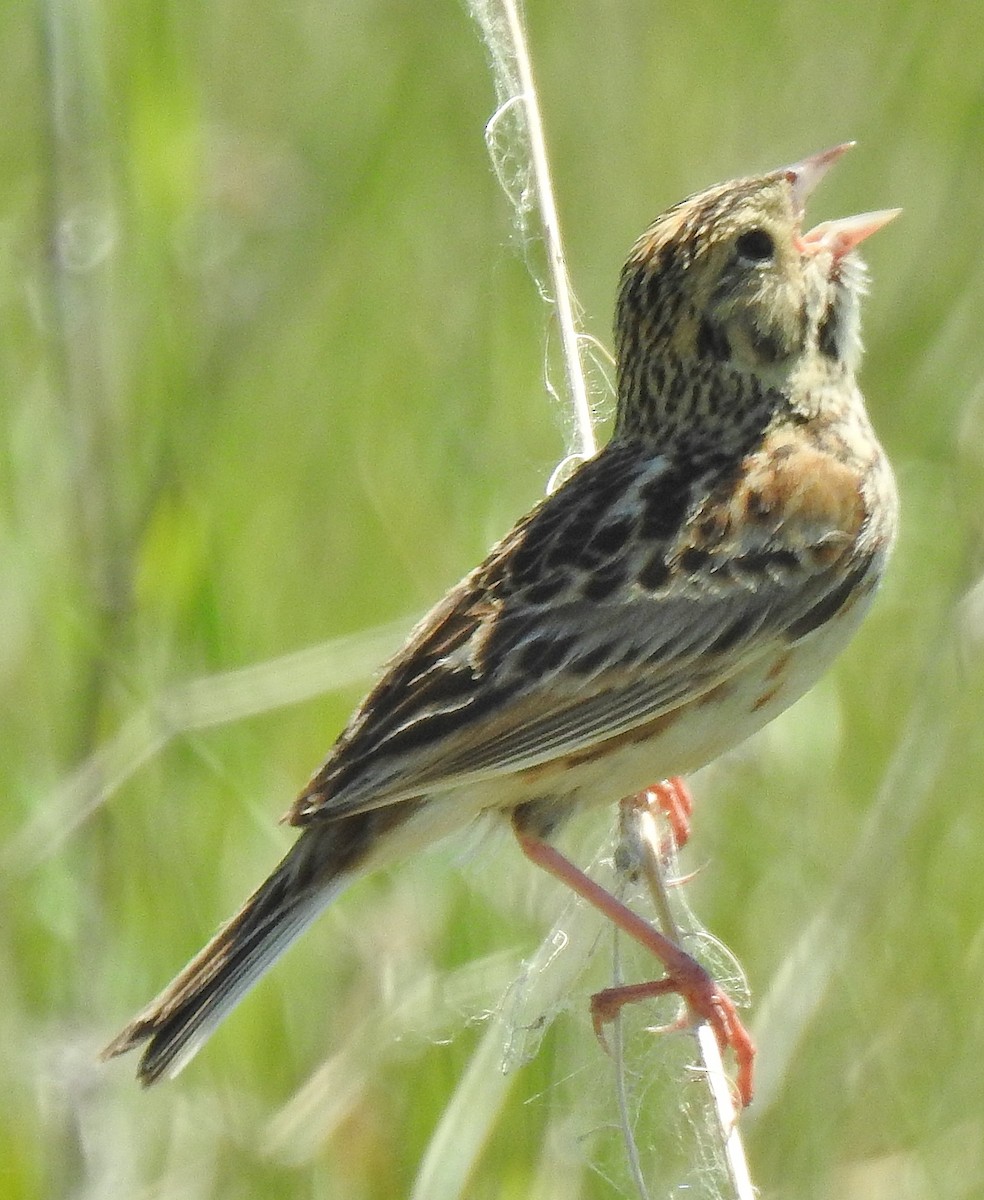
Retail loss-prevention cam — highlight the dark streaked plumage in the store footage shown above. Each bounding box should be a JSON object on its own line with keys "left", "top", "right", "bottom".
{"left": 102, "top": 146, "right": 898, "bottom": 1098}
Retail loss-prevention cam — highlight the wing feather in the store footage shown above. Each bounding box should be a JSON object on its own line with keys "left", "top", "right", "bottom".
{"left": 289, "top": 438, "right": 882, "bottom": 824}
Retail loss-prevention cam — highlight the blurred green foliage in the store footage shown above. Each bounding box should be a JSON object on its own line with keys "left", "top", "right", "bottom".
{"left": 3, "top": 1, "right": 984, "bottom": 1197}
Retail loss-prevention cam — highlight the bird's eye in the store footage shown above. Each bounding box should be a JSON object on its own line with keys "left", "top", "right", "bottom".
{"left": 735, "top": 229, "right": 775, "bottom": 262}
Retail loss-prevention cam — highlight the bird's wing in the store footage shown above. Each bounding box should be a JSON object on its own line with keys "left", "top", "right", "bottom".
{"left": 289, "top": 438, "right": 884, "bottom": 824}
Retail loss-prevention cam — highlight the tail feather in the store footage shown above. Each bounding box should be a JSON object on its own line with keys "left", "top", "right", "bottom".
{"left": 103, "top": 795, "right": 458, "bottom": 1084}
{"left": 101, "top": 824, "right": 354, "bottom": 1085}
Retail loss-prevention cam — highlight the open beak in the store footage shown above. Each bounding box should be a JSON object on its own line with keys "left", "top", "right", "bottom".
{"left": 785, "top": 142, "right": 855, "bottom": 216}
{"left": 782, "top": 142, "right": 901, "bottom": 260}
{"left": 797, "top": 209, "right": 902, "bottom": 260}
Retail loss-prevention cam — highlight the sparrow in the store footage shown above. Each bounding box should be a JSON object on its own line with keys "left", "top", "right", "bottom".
{"left": 102, "top": 144, "right": 899, "bottom": 1107}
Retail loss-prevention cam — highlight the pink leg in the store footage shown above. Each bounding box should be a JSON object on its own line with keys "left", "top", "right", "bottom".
{"left": 514, "top": 824, "right": 755, "bottom": 1108}
{"left": 648, "top": 776, "right": 694, "bottom": 852}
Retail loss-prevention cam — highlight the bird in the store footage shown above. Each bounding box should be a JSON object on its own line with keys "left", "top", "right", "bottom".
{"left": 102, "top": 144, "right": 899, "bottom": 1107}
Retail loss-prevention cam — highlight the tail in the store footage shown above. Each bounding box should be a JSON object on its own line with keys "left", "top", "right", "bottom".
{"left": 101, "top": 821, "right": 362, "bottom": 1085}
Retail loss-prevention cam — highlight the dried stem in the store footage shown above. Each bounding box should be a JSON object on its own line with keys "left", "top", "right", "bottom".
{"left": 496, "top": 0, "right": 596, "bottom": 461}
{"left": 624, "top": 799, "right": 755, "bottom": 1200}
{"left": 470, "top": 0, "right": 596, "bottom": 466}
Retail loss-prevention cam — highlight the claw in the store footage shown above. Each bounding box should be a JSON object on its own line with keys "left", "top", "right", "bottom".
{"left": 590, "top": 972, "right": 756, "bottom": 1109}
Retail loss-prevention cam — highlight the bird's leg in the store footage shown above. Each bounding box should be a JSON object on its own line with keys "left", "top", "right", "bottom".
{"left": 645, "top": 776, "right": 694, "bottom": 854}
{"left": 513, "top": 820, "right": 755, "bottom": 1108}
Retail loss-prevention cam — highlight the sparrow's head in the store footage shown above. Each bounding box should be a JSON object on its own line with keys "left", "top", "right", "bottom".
{"left": 614, "top": 145, "right": 899, "bottom": 448}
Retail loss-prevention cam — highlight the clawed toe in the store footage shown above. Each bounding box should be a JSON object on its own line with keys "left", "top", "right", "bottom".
{"left": 589, "top": 968, "right": 755, "bottom": 1108}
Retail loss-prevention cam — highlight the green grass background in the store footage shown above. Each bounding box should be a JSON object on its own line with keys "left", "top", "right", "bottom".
{"left": 3, "top": 1, "right": 984, "bottom": 1196}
